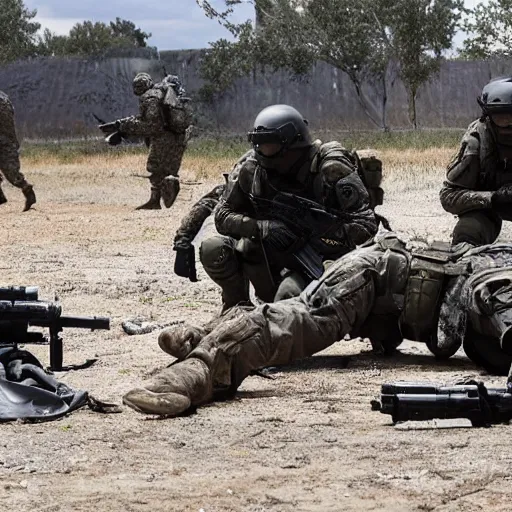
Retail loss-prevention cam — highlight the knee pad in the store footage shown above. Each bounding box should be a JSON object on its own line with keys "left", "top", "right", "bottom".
{"left": 200, "top": 236, "right": 239, "bottom": 277}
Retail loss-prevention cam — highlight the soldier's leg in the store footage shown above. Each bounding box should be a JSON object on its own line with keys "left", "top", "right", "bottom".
{"left": 124, "top": 249, "right": 380, "bottom": 416}
{"left": 160, "top": 137, "right": 187, "bottom": 208}
{"left": 0, "top": 150, "right": 35, "bottom": 211}
{"left": 136, "top": 143, "right": 163, "bottom": 210}
{"left": 236, "top": 238, "right": 278, "bottom": 302}
{"left": 452, "top": 210, "right": 502, "bottom": 246}
{"left": 464, "top": 270, "right": 512, "bottom": 375}
{"left": 274, "top": 271, "right": 309, "bottom": 301}
{"left": 0, "top": 175, "right": 6, "bottom": 205}
{"left": 200, "top": 235, "right": 250, "bottom": 310}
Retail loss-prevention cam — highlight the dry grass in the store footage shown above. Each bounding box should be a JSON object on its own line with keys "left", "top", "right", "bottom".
{"left": 21, "top": 147, "right": 455, "bottom": 195}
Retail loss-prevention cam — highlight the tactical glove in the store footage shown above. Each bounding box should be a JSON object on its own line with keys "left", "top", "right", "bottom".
{"left": 174, "top": 246, "right": 197, "bottom": 282}
{"left": 257, "top": 220, "right": 296, "bottom": 251}
{"left": 492, "top": 185, "right": 512, "bottom": 211}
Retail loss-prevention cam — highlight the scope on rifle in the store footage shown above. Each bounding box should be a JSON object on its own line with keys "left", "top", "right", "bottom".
{"left": 0, "top": 286, "right": 39, "bottom": 302}
{"left": 0, "top": 285, "right": 110, "bottom": 371}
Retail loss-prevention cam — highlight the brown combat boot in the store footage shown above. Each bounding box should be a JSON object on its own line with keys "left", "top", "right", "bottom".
{"left": 22, "top": 184, "right": 36, "bottom": 212}
{"left": 135, "top": 187, "right": 161, "bottom": 210}
{"left": 0, "top": 187, "right": 7, "bottom": 206}
{"left": 161, "top": 176, "right": 180, "bottom": 208}
{"left": 123, "top": 357, "right": 213, "bottom": 416}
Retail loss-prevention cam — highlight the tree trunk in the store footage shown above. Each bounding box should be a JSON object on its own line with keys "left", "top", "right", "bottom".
{"left": 349, "top": 74, "right": 386, "bottom": 130}
{"left": 408, "top": 87, "right": 418, "bottom": 129}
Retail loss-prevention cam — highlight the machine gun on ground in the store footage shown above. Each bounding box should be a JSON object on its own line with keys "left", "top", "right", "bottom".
{"left": 371, "top": 381, "right": 512, "bottom": 427}
{"left": 250, "top": 192, "right": 353, "bottom": 280}
{"left": 0, "top": 286, "right": 110, "bottom": 371}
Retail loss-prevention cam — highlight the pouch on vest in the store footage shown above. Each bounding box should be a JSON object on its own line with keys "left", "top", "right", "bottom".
{"left": 399, "top": 256, "right": 446, "bottom": 344}
{"left": 354, "top": 149, "right": 383, "bottom": 208}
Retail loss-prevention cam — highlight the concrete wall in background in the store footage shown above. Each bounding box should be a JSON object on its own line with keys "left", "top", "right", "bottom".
{"left": 1, "top": 48, "right": 511, "bottom": 138}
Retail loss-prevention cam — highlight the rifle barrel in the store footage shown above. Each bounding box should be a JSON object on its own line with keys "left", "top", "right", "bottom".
{"left": 58, "top": 315, "right": 110, "bottom": 330}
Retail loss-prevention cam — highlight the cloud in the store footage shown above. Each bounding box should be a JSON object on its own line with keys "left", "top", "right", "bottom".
{"left": 25, "top": 0, "right": 254, "bottom": 50}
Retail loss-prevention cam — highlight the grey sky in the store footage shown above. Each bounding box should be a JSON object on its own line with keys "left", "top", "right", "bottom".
{"left": 25, "top": 0, "right": 485, "bottom": 52}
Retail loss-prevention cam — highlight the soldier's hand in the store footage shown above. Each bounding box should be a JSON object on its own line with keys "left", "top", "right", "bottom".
{"left": 257, "top": 220, "right": 296, "bottom": 251}
{"left": 174, "top": 246, "right": 197, "bottom": 282}
{"left": 492, "top": 185, "right": 512, "bottom": 210}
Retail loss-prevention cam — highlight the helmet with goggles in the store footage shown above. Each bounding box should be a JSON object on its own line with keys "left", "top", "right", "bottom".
{"left": 478, "top": 77, "right": 512, "bottom": 129}
{"left": 247, "top": 104, "right": 312, "bottom": 167}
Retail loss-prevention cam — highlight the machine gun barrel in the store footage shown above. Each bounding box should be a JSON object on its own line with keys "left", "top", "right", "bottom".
{"left": 0, "top": 290, "right": 110, "bottom": 371}
{"left": 372, "top": 381, "right": 512, "bottom": 427}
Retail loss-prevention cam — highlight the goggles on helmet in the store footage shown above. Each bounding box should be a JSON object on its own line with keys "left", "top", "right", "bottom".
{"left": 247, "top": 122, "right": 302, "bottom": 158}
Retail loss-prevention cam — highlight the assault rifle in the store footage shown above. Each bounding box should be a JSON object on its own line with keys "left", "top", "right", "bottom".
{"left": 93, "top": 113, "right": 129, "bottom": 146}
{"left": 250, "top": 192, "right": 350, "bottom": 280}
{"left": 0, "top": 286, "right": 110, "bottom": 371}
{"left": 371, "top": 381, "right": 512, "bottom": 427}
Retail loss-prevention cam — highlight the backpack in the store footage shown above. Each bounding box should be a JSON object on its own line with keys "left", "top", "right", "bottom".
{"left": 316, "top": 142, "right": 384, "bottom": 209}
{"left": 154, "top": 75, "right": 193, "bottom": 134}
{"left": 354, "top": 149, "right": 384, "bottom": 208}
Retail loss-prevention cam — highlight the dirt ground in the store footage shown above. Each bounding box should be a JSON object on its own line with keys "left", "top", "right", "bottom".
{"left": 1, "top": 154, "right": 512, "bottom": 512}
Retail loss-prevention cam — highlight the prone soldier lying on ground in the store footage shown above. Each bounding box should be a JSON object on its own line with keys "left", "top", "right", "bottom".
{"left": 123, "top": 233, "right": 512, "bottom": 416}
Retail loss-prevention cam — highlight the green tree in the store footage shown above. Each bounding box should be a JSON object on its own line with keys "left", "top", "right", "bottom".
{"left": 36, "top": 18, "right": 152, "bottom": 57}
{"left": 109, "top": 17, "right": 151, "bottom": 48}
{"left": 197, "top": 0, "right": 463, "bottom": 129}
{"left": 198, "top": 0, "right": 390, "bottom": 128}
{"left": 0, "top": 0, "right": 40, "bottom": 63}
{"left": 379, "top": 0, "right": 465, "bottom": 128}
{"left": 461, "top": 0, "right": 512, "bottom": 59}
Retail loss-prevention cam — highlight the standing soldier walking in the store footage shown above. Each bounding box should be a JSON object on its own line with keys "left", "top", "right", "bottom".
{"left": 99, "top": 73, "right": 192, "bottom": 210}
{"left": 0, "top": 91, "right": 36, "bottom": 212}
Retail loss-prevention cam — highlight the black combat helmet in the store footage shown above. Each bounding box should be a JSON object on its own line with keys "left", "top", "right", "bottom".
{"left": 247, "top": 104, "right": 312, "bottom": 168}
{"left": 478, "top": 77, "right": 512, "bottom": 119}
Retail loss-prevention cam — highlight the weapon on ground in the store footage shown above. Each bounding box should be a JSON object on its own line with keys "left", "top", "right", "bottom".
{"left": 0, "top": 286, "right": 110, "bottom": 371}
{"left": 250, "top": 192, "right": 352, "bottom": 280}
{"left": 371, "top": 381, "right": 512, "bottom": 427}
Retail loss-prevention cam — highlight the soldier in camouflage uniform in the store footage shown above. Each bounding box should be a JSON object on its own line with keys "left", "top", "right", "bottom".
{"left": 99, "top": 73, "right": 192, "bottom": 210}
{"left": 441, "top": 77, "right": 512, "bottom": 246}
{"left": 199, "top": 105, "right": 379, "bottom": 310}
{"left": 124, "top": 234, "right": 512, "bottom": 416}
{"left": 0, "top": 91, "right": 36, "bottom": 212}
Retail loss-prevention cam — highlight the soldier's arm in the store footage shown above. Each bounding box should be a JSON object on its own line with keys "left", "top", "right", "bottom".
{"left": 440, "top": 125, "right": 492, "bottom": 215}
{"left": 321, "top": 156, "right": 379, "bottom": 248}
{"left": 116, "top": 95, "right": 163, "bottom": 136}
{"left": 173, "top": 185, "right": 226, "bottom": 250}
{"left": 214, "top": 154, "right": 259, "bottom": 239}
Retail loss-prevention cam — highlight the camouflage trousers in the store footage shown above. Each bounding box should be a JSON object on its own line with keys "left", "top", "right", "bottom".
{"left": 147, "top": 132, "right": 187, "bottom": 188}
{"left": 0, "top": 144, "right": 27, "bottom": 189}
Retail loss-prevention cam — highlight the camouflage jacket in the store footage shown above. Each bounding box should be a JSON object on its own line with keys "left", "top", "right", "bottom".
{"left": 0, "top": 91, "right": 19, "bottom": 148}
{"left": 117, "top": 88, "right": 167, "bottom": 137}
{"left": 215, "top": 142, "right": 378, "bottom": 259}
{"left": 440, "top": 119, "right": 512, "bottom": 216}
